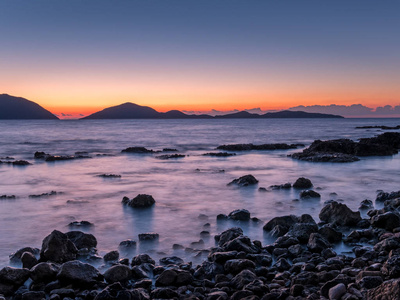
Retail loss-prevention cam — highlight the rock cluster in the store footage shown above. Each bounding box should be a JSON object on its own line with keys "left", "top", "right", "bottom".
{"left": 217, "top": 143, "right": 304, "bottom": 151}
{"left": 122, "top": 194, "right": 155, "bottom": 208}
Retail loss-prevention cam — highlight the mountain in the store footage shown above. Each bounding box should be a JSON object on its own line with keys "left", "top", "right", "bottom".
{"left": 83, "top": 102, "right": 344, "bottom": 119}
{"left": 0, "top": 94, "right": 58, "bottom": 120}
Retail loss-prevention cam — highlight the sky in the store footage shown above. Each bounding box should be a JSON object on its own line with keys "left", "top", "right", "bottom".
{"left": 1, "top": 0, "right": 400, "bottom": 118}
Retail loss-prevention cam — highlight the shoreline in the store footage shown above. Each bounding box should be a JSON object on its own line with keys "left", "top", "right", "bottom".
{"left": 2, "top": 188, "right": 400, "bottom": 299}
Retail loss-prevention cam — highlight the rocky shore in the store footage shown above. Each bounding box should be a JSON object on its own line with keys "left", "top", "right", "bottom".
{"left": 2, "top": 185, "right": 400, "bottom": 300}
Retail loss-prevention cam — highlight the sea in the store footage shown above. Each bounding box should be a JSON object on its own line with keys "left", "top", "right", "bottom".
{"left": 0, "top": 118, "right": 399, "bottom": 268}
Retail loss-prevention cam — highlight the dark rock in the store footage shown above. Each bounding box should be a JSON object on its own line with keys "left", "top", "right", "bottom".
{"left": 377, "top": 190, "right": 400, "bottom": 202}
{"left": 286, "top": 222, "right": 318, "bottom": 243}
{"left": 121, "top": 147, "right": 154, "bottom": 153}
{"left": 97, "top": 174, "right": 121, "bottom": 178}
{"left": 292, "top": 150, "right": 360, "bottom": 163}
{"left": 224, "top": 259, "right": 256, "bottom": 274}
{"left": 30, "top": 262, "right": 60, "bottom": 283}
{"left": 21, "top": 291, "right": 45, "bottom": 300}
{"left": 300, "top": 190, "right": 321, "bottom": 198}
{"left": 155, "top": 269, "right": 177, "bottom": 286}
{"left": 358, "top": 276, "right": 383, "bottom": 290}
{"left": 0, "top": 195, "right": 16, "bottom": 199}
{"left": 132, "top": 263, "right": 153, "bottom": 279}
{"left": 0, "top": 267, "right": 30, "bottom": 286}
{"left": 40, "top": 230, "right": 78, "bottom": 263}
{"left": 307, "top": 233, "right": 331, "bottom": 253}
{"left": 217, "top": 143, "right": 301, "bottom": 151}
{"left": 131, "top": 254, "right": 155, "bottom": 266}
{"left": 103, "top": 251, "right": 119, "bottom": 262}
{"left": 270, "top": 225, "right": 288, "bottom": 237}
{"left": 228, "top": 174, "right": 258, "bottom": 187}
{"left": 205, "top": 291, "right": 228, "bottom": 300}
{"left": 122, "top": 194, "right": 155, "bottom": 208}
{"left": 57, "top": 260, "right": 102, "bottom": 285}
{"left": 293, "top": 177, "right": 313, "bottom": 189}
{"left": 202, "top": 152, "right": 236, "bottom": 157}
{"left": 155, "top": 154, "right": 185, "bottom": 159}
{"left": 151, "top": 287, "right": 179, "bottom": 299}
{"left": 160, "top": 256, "right": 184, "bottom": 265}
{"left": 318, "top": 226, "right": 343, "bottom": 243}
{"left": 270, "top": 182, "right": 291, "bottom": 190}
{"left": 29, "top": 191, "right": 58, "bottom": 198}
{"left": 138, "top": 232, "right": 159, "bottom": 241}
{"left": 230, "top": 269, "right": 258, "bottom": 289}
{"left": 319, "top": 201, "right": 362, "bottom": 226}
{"left": 366, "top": 278, "right": 400, "bottom": 299}
{"left": 263, "top": 215, "right": 299, "bottom": 232}
{"left": 65, "top": 231, "right": 97, "bottom": 250}
{"left": 371, "top": 212, "right": 400, "bottom": 231}
{"left": 50, "top": 289, "right": 75, "bottom": 298}
{"left": 223, "top": 236, "right": 259, "bottom": 254}
{"left": 320, "top": 274, "right": 351, "bottom": 298}
{"left": 119, "top": 240, "right": 137, "bottom": 249}
{"left": 68, "top": 220, "right": 94, "bottom": 227}
{"left": 215, "top": 227, "right": 243, "bottom": 247}
{"left": 103, "top": 264, "right": 132, "bottom": 283}
{"left": 329, "top": 283, "right": 346, "bottom": 300}
{"left": 21, "top": 251, "right": 38, "bottom": 269}
{"left": 162, "top": 148, "right": 178, "bottom": 152}
{"left": 209, "top": 251, "right": 238, "bottom": 264}
{"left": 217, "top": 214, "right": 228, "bottom": 220}
{"left": 359, "top": 199, "right": 373, "bottom": 210}
{"left": 12, "top": 160, "right": 31, "bottom": 166}
{"left": 228, "top": 209, "right": 251, "bottom": 221}
{"left": 382, "top": 255, "right": 400, "bottom": 278}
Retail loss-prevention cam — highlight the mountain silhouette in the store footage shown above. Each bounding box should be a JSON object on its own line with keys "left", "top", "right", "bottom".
{"left": 0, "top": 94, "right": 58, "bottom": 120}
{"left": 82, "top": 102, "right": 343, "bottom": 119}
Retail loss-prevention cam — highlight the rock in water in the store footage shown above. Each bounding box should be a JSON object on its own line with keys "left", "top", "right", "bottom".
{"left": 293, "top": 177, "right": 313, "bottom": 189}
{"left": 57, "top": 260, "right": 102, "bottom": 285}
{"left": 227, "top": 175, "right": 258, "bottom": 187}
{"left": 300, "top": 190, "right": 321, "bottom": 199}
{"left": 319, "top": 201, "right": 361, "bottom": 226}
{"left": 122, "top": 194, "right": 155, "bottom": 208}
{"left": 65, "top": 231, "right": 97, "bottom": 249}
{"left": 228, "top": 209, "right": 251, "bottom": 221}
{"left": 40, "top": 230, "right": 77, "bottom": 263}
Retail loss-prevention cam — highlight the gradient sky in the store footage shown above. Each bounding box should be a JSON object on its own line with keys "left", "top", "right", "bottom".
{"left": 1, "top": 0, "right": 400, "bottom": 117}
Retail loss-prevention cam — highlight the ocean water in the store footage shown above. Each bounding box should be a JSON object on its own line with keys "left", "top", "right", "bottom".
{"left": 0, "top": 118, "right": 399, "bottom": 268}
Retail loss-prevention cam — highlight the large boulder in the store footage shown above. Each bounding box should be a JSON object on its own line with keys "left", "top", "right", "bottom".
{"left": 40, "top": 230, "right": 77, "bottom": 263}
{"left": 367, "top": 278, "right": 400, "bottom": 299}
{"left": 30, "top": 262, "right": 60, "bottom": 283}
{"left": 228, "top": 209, "right": 251, "bottom": 221}
{"left": 215, "top": 227, "right": 243, "bottom": 247}
{"left": 57, "top": 260, "right": 102, "bottom": 285}
{"left": 293, "top": 177, "right": 313, "bottom": 189}
{"left": 0, "top": 267, "right": 30, "bottom": 286}
{"left": 122, "top": 194, "right": 155, "bottom": 208}
{"left": 319, "top": 201, "right": 361, "bottom": 226}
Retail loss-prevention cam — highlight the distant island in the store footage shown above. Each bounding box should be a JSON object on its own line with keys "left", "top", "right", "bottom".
{"left": 0, "top": 94, "right": 58, "bottom": 120}
{"left": 82, "top": 102, "right": 344, "bottom": 119}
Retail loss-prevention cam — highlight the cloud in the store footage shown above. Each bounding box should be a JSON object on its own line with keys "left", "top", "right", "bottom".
{"left": 288, "top": 104, "right": 373, "bottom": 116}
{"left": 375, "top": 105, "right": 400, "bottom": 114}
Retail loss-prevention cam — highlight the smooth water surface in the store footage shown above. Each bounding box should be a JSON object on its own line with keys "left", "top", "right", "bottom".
{"left": 0, "top": 118, "right": 399, "bottom": 267}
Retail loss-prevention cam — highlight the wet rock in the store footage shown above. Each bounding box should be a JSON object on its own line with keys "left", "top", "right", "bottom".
{"left": 155, "top": 154, "right": 185, "bottom": 159}
{"left": 286, "top": 222, "right": 318, "bottom": 243}
{"left": 40, "top": 230, "right": 78, "bottom": 263}
{"left": 12, "top": 160, "right": 31, "bottom": 166}
{"left": 202, "top": 152, "right": 236, "bottom": 157}
{"left": 103, "top": 250, "right": 119, "bottom": 262}
{"left": 57, "top": 260, "right": 102, "bottom": 285}
{"left": 300, "top": 190, "right": 321, "bottom": 199}
{"left": 131, "top": 254, "right": 155, "bottom": 266}
{"left": 119, "top": 240, "right": 137, "bottom": 249}
{"left": 223, "top": 236, "right": 259, "bottom": 254}
{"left": 21, "top": 291, "right": 46, "bottom": 300}
{"left": 263, "top": 215, "right": 299, "bottom": 232}
{"left": 270, "top": 183, "right": 291, "bottom": 190}
{"left": 358, "top": 276, "right": 383, "bottom": 290}
{"left": 206, "top": 290, "right": 228, "bottom": 300}
{"left": 318, "top": 226, "right": 343, "bottom": 243}
{"left": 215, "top": 227, "right": 244, "bottom": 247}
{"left": 132, "top": 263, "right": 154, "bottom": 279}
{"left": 151, "top": 287, "right": 178, "bottom": 299}
{"left": 0, "top": 267, "right": 30, "bottom": 286}
{"left": 160, "top": 256, "right": 184, "bottom": 265}
{"left": 329, "top": 283, "right": 346, "bottom": 300}
{"left": 377, "top": 190, "right": 400, "bottom": 202}
{"left": 230, "top": 269, "right": 258, "bottom": 289}
{"left": 366, "top": 278, "right": 400, "bottom": 299}
{"left": 121, "top": 147, "right": 154, "bottom": 153}
{"left": 122, "top": 194, "right": 155, "bottom": 208}
{"left": 30, "top": 262, "right": 60, "bottom": 283}
{"left": 319, "top": 201, "right": 362, "bottom": 226}
{"left": 68, "top": 220, "right": 94, "bottom": 227}
{"left": 217, "top": 143, "right": 302, "bottom": 151}
{"left": 9, "top": 247, "right": 40, "bottom": 263}
{"left": 65, "top": 231, "right": 97, "bottom": 250}
{"left": 227, "top": 174, "right": 258, "bottom": 187}
{"left": 307, "top": 233, "right": 331, "bottom": 253}
{"left": 224, "top": 259, "right": 256, "bottom": 274}
{"left": 0, "top": 195, "right": 16, "bottom": 199}
{"left": 155, "top": 269, "right": 177, "bottom": 286}
{"left": 162, "top": 148, "right": 178, "bottom": 152}
{"left": 138, "top": 232, "right": 159, "bottom": 241}
{"left": 103, "top": 264, "right": 132, "bottom": 283}
{"left": 228, "top": 209, "right": 251, "bottom": 221}
{"left": 382, "top": 255, "right": 400, "bottom": 278}
{"left": 359, "top": 199, "right": 373, "bottom": 210}
{"left": 371, "top": 212, "right": 400, "bottom": 231}
{"left": 293, "top": 177, "right": 313, "bottom": 189}
{"left": 292, "top": 151, "right": 360, "bottom": 163}
{"left": 217, "top": 214, "right": 228, "bottom": 220}
{"left": 21, "top": 251, "right": 38, "bottom": 269}
{"left": 29, "top": 191, "right": 58, "bottom": 198}
{"left": 97, "top": 174, "right": 121, "bottom": 178}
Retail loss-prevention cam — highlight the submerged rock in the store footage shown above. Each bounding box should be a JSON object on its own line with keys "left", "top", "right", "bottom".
{"left": 155, "top": 154, "right": 185, "bottom": 159}
{"left": 228, "top": 175, "right": 258, "bottom": 187}
{"left": 228, "top": 209, "right": 251, "bottom": 221}
{"left": 138, "top": 233, "right": 159, "bottom": 241}
{"left": 122, "top": 194, "right": 155, "bottom": 208}
{"left": 121, "top": 147, "right": 154, "bottom": 153}
{"left": 300, "top": 190, "right": 321, "bottom": 199}
{"left": 217, "top": 143, "right": 303, "bottom": 151}
{"left": 97, "top": 174, "right": 121, "bottom": 178}
{"left": 202, "top": 152, "right": 236, "bottom": 157}
{"left": 293, "top": 177, "right": 313, "bottom": 189}
{"left": 29, "top": 191, "right": 58, "bottom": 198}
